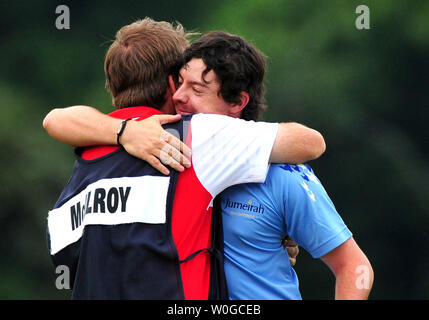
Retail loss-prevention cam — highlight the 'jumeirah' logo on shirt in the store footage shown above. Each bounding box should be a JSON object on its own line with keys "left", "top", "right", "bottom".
{"left": 223, "top": 198, "right": 265, "bottom": 214}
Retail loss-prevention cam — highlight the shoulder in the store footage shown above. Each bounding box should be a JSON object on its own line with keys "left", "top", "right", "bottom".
{"left": 189, "top": 114, "right": 252, "bottom": 136}
{"left": 190, "top": 113, "right": 277, "bottom": 132}
{"left": 189, "top": 113, "right": 236, "bottom": 126}
{"left": 268, "top": 163, "right": 318, "bottom": 184}
{"left": 268, "top": 163, "right": 325, "bottom": 201}
{"left": 191, "top": 113, "right": 247, "bottom": 122}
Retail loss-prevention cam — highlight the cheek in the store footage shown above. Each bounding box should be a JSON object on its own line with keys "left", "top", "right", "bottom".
{"left": 188, "top": 94, "right": 227, "bottom": 114}
{"left": 212, "top": 97, "right": 231, "bottom": 113}
{"left": 184, "top": 96, "right": 200, "bottom": 113}
{"left": 202, "top": 96, "right": 224, "bottom": 112}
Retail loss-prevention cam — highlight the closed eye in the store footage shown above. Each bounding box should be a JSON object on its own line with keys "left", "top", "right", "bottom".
{"left": 193, "top": 86, "right": 203, "bottom": 93}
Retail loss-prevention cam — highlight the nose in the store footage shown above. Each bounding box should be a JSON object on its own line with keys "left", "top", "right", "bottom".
{"left": 173, "top": 85, "right": 188, "bottom": 105}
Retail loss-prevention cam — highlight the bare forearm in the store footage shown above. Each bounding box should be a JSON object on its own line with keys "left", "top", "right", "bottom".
{"left": 321, "top": 238, "right": 374, "bottom": 300}
{"left": 43, "top": 106, "right": 121, "bottom": 146}
{"left": 43, "top": 106, "right": 191, "bottom": 174}
{"left": 269, "top": 122, "right": 326, "bottom": 164}
{"left": 334, "top": 264, "right": 374, "bottom": 300}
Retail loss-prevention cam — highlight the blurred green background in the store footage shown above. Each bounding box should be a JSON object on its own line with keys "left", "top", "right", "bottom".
{"left": 0, "top": 0, "right": 427, "bottom": 299}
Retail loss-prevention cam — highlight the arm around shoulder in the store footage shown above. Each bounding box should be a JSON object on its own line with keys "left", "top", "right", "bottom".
{"left": 43, "top": 105, "right": 121, "bottom": 146}
{"left": 42, "top": 105, "right": 191, "bottom": 175}
{"left": 269, "top": 122, "right": 326, "bottom": 164}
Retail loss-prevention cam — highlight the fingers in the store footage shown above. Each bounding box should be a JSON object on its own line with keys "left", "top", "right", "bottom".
{"left": 160, "top": 149, "right": 185, "bottom": 173}
{"left": 286, "top": 246, "right": 299, "bottom": 259}
{"left": 151, "top": 115, "right": 192, "bottom": 163}
{"left": 160, "top": 131, "right": 192, "bottom": 167}
{"left": 287, "top": 246, "right": 299, "bottom": 267}
{"left": 124, "top": 115, "right": 192, "bottom": 174}
{"left": 145, "top": 149, "right": 185, "bottom": 176}
{"left": 285, "top": 237, "right": 298, "bottom": 247}
{"left": 154, "top": 114, "right": 182, "bottom": 125}
{"left": 283, "top": 236, "right": 299, "bottom": 267}
{"left": 147, "top": 155, "right": 170, "bottom": 176}
{"left": 167, "top": 136, "right": 192, "bottom": 165}
{"left": 283, "top": 236, "right": 297, "bottom": 247}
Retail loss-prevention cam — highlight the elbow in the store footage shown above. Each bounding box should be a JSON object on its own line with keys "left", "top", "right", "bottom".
{"left": 316, "top": 131, "right": 326, "bottom": 157}
{"left": 309, "top": 130, "right": 326, "bottom": 160}
{"left": 43, "top": 109, "right": 55, "bottom": 132}
{"left": 355, "top": 260, "right": 374, "bottom": 298}
{"left": 366, "top": 261, "right": 375, "bottom": 290}
{"left": 42, "top": 108, "right": 61, "bottom": 135}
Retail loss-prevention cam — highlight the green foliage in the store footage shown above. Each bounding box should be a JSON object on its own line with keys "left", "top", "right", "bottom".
{"left": 0, "top": 0, "right": 427, "bottom": 299}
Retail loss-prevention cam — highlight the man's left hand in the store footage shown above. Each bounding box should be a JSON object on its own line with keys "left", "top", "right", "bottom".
{"left": 283, "top": 236, "right": 299, "bottom": 267}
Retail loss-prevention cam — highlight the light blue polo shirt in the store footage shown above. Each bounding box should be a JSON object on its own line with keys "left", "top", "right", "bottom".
{"left": 220, "top": 164, "right": 352, "bottom": 300}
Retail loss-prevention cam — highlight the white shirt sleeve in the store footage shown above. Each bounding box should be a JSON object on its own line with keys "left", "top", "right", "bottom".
{"left": 189, "top": 113, "right": 279, "bottom": 198}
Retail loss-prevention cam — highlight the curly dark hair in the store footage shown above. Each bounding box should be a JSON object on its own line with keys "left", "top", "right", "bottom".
{"left": 182, "top": 31, "right": 267, "bottom": 120}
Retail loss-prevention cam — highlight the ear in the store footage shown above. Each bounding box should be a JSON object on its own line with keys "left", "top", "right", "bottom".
{"left": 229, "top": 91, "right": 250, "bottom": 117}
{"left": 168, "top": 75, "right": 177, "bottom": 94}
